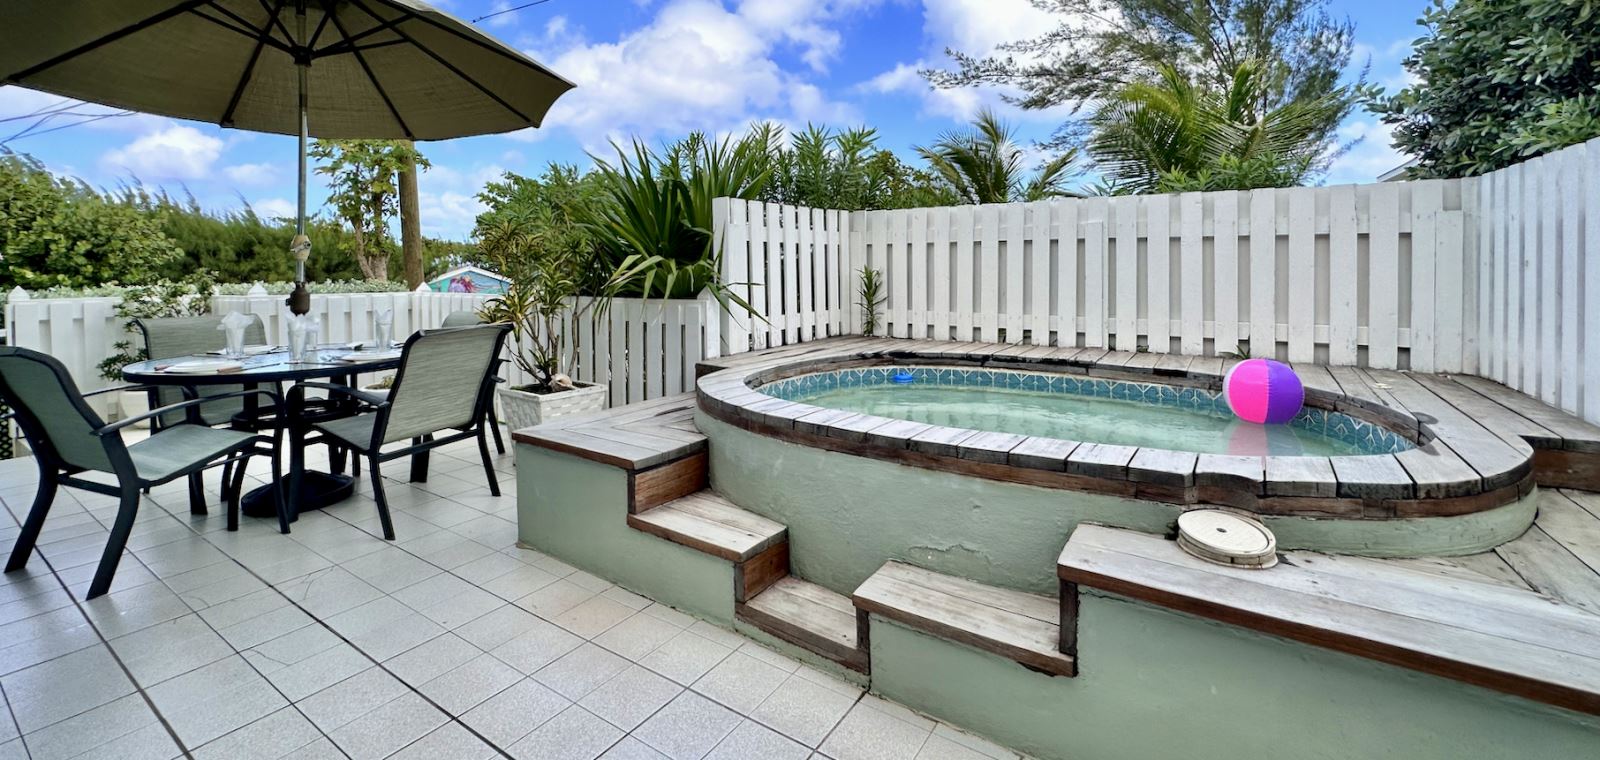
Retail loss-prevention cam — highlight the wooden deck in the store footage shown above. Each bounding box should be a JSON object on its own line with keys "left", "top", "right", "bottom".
{"left": 510, "top": 392, "right": 704, "bottom": 470}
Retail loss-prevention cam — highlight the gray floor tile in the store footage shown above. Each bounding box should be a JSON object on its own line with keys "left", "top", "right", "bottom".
{"left": 928, "top": 724, "right": 1022, "bottom": 760}
{"left": 78, "top": 582, "right": 192, "bottom": 638}
{"left": 917, "top": 734, "right": 1013, "bottom": 760}
{"left": 552, "top": 595, "right": 637, "bottom": 639}
{"left": 692, "top": 651, "right": 789, "bottom": 714}
{"left": 295, "top": 666, "right": 408, "bottom": 732}
{"left": 593, "top": 611, "right": 683, "bottom": 661}
{"left": 480, "top": 563, "right": 560, "bottom": 601}
{"left": 0, "top": 607, "right": 101, "bottom": 677}
{"left": 3, "top": 645, "right": 134, "bottom": 733}
{"left": 417, "top": 652, "right": 521, "bottom": 715}
{"left": 384, "top": 632, "right": 481, "bottom": 686}
{"left": 534, "top": 643, "right": 630, "bottom": 701}
{"left": 109, "top": 613, "right": 235, "bottom": 686}
{"left": 339, "top": 547, "right": 442, "bottom": 594}
{"left": 192, "top": 706, "right": 324, "bottom": 760}
{"left": 514, "top": 578, "right": 597, "bottom": 620}
{"left": 639, "top": 630, "right": 734, "bottom": 686}
{"left": 279, "top": 737, "right": 347, "bottom": 759}
{"left": 633, "top": 691, "right": 742, "bottom": 760}
{"left": 17, "top": 693, "right": 157, "bottom": 760}
{"left": 455, "top": 604, "right": 545, "bottom": 651}
{"left": 388, "top": 721, "right": 501, "bottom": 760}
{"left": 145, "top": 655, "right": 289, "bottom": 747}
{"left": 460, "top": 677, "right": 569, "bottom": 747}
{"left": 578, "top": 664, "right": 682, "bottom": 731}
{"left": 274, "top": 567, "right": 384, "bottom": 619}
{"left": 328, "top": 692, "right": 449, "bottom": 760}
{"left": 751, "top": 673, "right": 859, "bottom": 747}
{"left": 253, "top": 642, "right": 372, "bottom": 702}
{"left": 489, "top": 617, "right": 584, "bottom": 675}
{"left": 818, "top": 701, "right": 934, "bottom": 760}
{"left": 507, "top": 705, "right": 622, "bottom": 760}
{"left": 599, "top": 737, "right": 669, "bottom": 760}
{"left": 706, "top": 720, "right": 811, "bottom": 760}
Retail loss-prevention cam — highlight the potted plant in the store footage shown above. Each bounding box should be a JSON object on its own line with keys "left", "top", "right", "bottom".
{"left": 476, "top": 206, "right": 621, "bottom": 430}
{"left": 361, "top": 374, "right": 395, "bottom": 402}
{"left": 95, "top": 274, "right": 215, "bottom": 424}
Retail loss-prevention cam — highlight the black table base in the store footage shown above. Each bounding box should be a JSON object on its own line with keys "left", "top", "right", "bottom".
{"left": 241, "top": 470, "right": 355, "bottom": 519}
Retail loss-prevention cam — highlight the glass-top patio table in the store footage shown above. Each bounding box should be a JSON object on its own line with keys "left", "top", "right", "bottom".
{"left": 122, "top": 346, "right": 402, "bottom": 519}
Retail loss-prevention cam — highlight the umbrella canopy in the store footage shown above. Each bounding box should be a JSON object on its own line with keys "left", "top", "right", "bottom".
{"left": 0, "top": 0, "right": 574, "bottom": 140}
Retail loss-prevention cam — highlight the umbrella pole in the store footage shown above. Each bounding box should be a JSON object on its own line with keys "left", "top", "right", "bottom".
{"left": 287, "top": 2, "right": 311, "bottom": 316}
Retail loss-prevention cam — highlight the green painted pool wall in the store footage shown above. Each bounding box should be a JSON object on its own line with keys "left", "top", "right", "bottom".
{"left": 700, "top": 413, "right": 1534, "bottom": 595}
{"left": 869, "top": 593, "right": 1600, "bottom": 760}
{"left": 699, "top": 413, "right": 1178, "bottom": 596}
{"left": 515, "top": 444, "right": 734, "bottom": 624}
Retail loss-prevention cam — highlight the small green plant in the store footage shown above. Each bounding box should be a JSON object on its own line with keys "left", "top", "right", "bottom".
{"left": 95, "top": 272, "right": 217, "bottom": 381}
{"left": 858, "top": 267, "right": 887, "bottom": 337}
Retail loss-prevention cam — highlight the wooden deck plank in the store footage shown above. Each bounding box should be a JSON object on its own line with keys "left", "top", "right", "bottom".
{"left": 626, "top": 492, "right": 786, "bottom": 562}
{"left": 1535, "top": 490, "right": 1600, "bottom": 579}
{"left": 1060, "top": 525, "right": 1600, "bottom": 715}
{"left": 854, "top": 561, "right": 1074, "bottom": 677}
{"left": 738, "top": 577, "right": 866, "bottom": 672}
{"left": 1411, "top": 375, "right": 1559, "bottom": 450}
{"left": 1364, "top": 370, "right": 1530, "bottom": 489}
{"left": 1495, "top": 525, "right": 1600, "bottom": 617}
{"left": 1454, "top": 375, "right": 1600, "bottom": 453}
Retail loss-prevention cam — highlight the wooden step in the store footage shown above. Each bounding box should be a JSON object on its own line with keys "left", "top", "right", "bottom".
{"left": 738, "top": 577, "right": 869, "bottom": 673}
{"left": 853, "top": 561, "right": 1076, "bottom": 677}
{"left": 1059, "top": 524, "right": 1600, "bottom": 716}
{"left": 626, "top": 492, "right": 786, "bottom": 562}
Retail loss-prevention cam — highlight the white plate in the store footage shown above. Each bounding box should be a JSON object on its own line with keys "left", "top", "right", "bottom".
{"left": 163, "top": 359, "right": 245, "bottom": 374}
{"left": 333, "top": 350, "right": 402, "bottom": 362}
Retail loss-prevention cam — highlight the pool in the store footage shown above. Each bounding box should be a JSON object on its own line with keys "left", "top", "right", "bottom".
{"left": 761, "top": 366, "right": 1412, "bottom": 458}
{"left": 695, "top": 341, "right": 1538, "bottom": 577}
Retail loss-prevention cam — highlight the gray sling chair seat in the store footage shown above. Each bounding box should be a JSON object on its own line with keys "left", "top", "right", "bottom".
{"left": 288, "top": 324, "right": 510, "bottom": 540}
{"left": 0, "top": 347, "right": 287, "bottom": 599}
{"left": 440, "top": 310, "right": 507, "bottom": 454}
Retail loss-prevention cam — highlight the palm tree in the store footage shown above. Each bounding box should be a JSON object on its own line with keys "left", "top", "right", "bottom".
{"left": 916, "top": 109, "right": 1079, "bottom": 204}
{"left": 1087, "top": 60, "right": 1349, "bottom": 193}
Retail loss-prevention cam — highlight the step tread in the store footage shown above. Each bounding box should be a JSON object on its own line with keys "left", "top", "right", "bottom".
{"left": 739, "top": 577, "right": 867, "bottom": 672}
{"left": 854, "top": 561, "right": 1075, "bottom": 677}
{"left": 627, "top": 492, "right": 786, "bottom": 562}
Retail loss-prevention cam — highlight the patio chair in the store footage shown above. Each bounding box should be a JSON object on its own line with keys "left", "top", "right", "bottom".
{"left": 441, "top": 310, "right": 506, "bottom": 454}
{"left": 288, "top": 324, "right": 510, "bottom": 540}
{"left": 135, "top": 313, "right": 268, "bottom": 512}
{"left": 0, "top": 347, "right": 286, "bottom": 599}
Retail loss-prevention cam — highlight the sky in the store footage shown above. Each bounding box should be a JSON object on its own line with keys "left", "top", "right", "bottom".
{"left": 0, "top": 0, "right": 1432, "bottom": 243}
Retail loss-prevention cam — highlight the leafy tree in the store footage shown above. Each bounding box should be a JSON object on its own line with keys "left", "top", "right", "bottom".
{"left": 309, "top": 139, "right": 429, "bottom": 281}
{"left": 915, "top": 109, "right": 1079, "bottom": 204}
{"left": 1368, "top": 0, "right": 1600, "bottom": 178}
{"left": 0, "top": 152, "right": 185, "bottom": 291}
{"left": 922, "top": 0, "right": 1361, "bottom": 155}
{"left": 1088, "top": 61, "right": 1347, "bottom": 193}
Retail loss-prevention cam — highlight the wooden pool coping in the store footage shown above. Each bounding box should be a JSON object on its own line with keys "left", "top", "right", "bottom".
{"left": 694, "top": 338, "right": 1581, "bottom": 520}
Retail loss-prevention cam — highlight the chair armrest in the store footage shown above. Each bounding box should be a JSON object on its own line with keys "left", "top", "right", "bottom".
{"left": 95, "top": 389, "right": 284, "bottom": 436}
{"left": 288, "top": 381, "right": 390, "bottom": 411}
{"left": 82, "top": 384, "right": 163, "bottom": 399}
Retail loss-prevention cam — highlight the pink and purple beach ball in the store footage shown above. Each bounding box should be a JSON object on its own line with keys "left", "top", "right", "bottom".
{"left": 1223, "top": 359, "right": 1304, "bottom": 425}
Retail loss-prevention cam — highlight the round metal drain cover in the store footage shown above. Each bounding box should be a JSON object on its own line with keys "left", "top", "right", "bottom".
{"left": 1177, "top": 510, "right": 1278, "bottom": 569}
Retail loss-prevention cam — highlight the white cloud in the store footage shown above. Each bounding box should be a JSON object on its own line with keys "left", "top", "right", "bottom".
{"left": 1324, "top": 117, "right": 1409, "bottom": 185}
{"left": 223, "top": 162, "right": 276, "bottom": 186}
{"left": 486, "top": 1, "right": 520, "bottom": 28}
{"left": 100, "top": 125, "right": 224, "bottom": 180}
{"left": 251, "top": 197, "right": 296, "bottom": 219}
{"left": 529, "top": 0, "right": 872, "bottom": 149}
{"left": 861, "top": 0, "right": 1074, "bottom": 123}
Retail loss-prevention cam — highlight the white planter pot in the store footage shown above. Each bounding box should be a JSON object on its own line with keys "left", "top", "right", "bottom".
{"left": 360, "top": 385, "right": 392, "bottom": 403}
{"left": 119, "top": 389, "right": 152, "bottom": 429}
{"left": 496, "top": 382, "right": 607, "bottom": 431}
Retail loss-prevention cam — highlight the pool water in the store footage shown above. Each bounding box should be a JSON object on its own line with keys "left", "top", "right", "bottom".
{"left": 764, "top": 367, "right": 1412, "bottom": 457}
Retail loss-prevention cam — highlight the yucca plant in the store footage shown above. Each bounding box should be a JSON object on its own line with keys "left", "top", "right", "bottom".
{"left": 581, "top": 130, "right": 772, "bottom": 301}
{"left": 915, "top": 109, "right": 1079, "bottom": 204}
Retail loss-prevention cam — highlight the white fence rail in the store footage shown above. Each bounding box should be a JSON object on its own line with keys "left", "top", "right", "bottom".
{"left": 714, "top": 198, "right": 852, "bottom": 354}
{"left": 4, "top": 289, "right": 720, "bottom": 417}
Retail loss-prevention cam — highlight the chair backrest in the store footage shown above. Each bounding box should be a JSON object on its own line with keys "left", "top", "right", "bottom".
{"left": 440, "top": 310, "right": 483, "bottom": 329}
{"left": 0, "top": 347, "right": 120, "bottom": 474}
{"left": 382, "top": 325, "right": 510, "bottom": 445}
{"left": 136, "top": 314, "right": 266, "bottom": 427}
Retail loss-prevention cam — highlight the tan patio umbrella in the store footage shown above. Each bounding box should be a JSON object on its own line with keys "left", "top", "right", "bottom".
{"left": 0, "top": 0, "right": 573, "bottom": 313}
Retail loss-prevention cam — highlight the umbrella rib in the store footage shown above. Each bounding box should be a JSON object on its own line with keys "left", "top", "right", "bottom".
{"left": 346, "top": 0, "right": 533, "bottom": 123}
{"left": 249, "top": 0, "right": 299, "bottom": 49}
{"left": 312, "top": 15, "right": 410, "bottom": 58}
{"left": 4, "top": 0, "right": 212, "bottom": 83}
{"left": 220, "top": 0, "right": 288, "bottom": 127}
{"left": 189, "top": 8, "right": 295, "bottom": 55}
{"left": 322, "top": 1, "right": 415, "bottom": 139}
{"left": 308, "top": 11, "right": 334, "bottom": 49}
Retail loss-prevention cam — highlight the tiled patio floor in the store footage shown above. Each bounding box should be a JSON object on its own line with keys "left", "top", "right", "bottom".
{"left": 0, "top": 436, "right": 1027, "bottom": 760}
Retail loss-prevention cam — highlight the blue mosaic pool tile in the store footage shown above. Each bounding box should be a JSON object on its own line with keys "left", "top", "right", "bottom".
{"left": 758, "top": 365, "right": 1411, "bottom": 454}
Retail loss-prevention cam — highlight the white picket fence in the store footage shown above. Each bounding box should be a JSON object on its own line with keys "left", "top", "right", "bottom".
{"left": 4, "top": 289, "right": 721, "bottom": 417}
{"left": 713, "top": 198, "right": 852, "bottom": 353}
{"left": 1473, "top": 138, "right": 1600, "bottom": 421}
